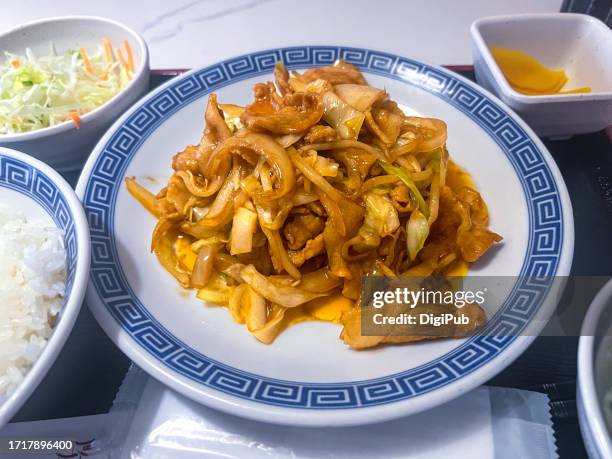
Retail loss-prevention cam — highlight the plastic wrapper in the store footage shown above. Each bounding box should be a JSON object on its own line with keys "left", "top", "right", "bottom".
{"left": 0, "top": 365, "right": 557, "bottom": 458}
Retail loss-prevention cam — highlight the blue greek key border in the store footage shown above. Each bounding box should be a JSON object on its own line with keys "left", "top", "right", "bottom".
{"left": 0, "top": 154, "right": 78, "bottom": 302}
{"left": 82, "top": 46, "right": 564, "bottom": 409}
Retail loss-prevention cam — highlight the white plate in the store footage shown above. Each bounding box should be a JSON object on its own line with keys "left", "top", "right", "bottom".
{"left": 76, "top": 46, "right": 573, "bottom": 426}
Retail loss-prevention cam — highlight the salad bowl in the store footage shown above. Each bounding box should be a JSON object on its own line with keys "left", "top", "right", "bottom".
{"left": 0, "top": 16, "right": 150, "bottom": 171}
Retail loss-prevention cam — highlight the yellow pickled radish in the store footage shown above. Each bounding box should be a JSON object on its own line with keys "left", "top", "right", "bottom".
{"left": 514, "top": 84, "right": 592, "bottom": 96}
{"left": 490, "top": 47, "right": 567, "bottom": 92}
{"left": 490, "top": 47, "right": 591, "bottom": 95}
{"left": 512, "top": 73, "right": 568, "bottom": 94}
{"left": 557, "top": 87, "right": 592, "bottom": 94}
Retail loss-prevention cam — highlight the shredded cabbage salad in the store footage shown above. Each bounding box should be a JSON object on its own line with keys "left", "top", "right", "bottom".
{"left": 0, "top": 39, "right": 134, "bottom": 134}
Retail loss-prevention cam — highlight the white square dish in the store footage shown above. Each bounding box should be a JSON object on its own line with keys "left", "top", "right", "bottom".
{"left": 471, "top": 13, "right": 612, "bottom": 137}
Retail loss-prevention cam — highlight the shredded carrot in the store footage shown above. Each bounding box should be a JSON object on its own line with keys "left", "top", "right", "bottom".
{"left": 10, "top": 58, "right": 21, "bottom": 68}
{"left": 79, "top": 48, "right": 94, "bottom": 75}
{"left": 69, "top": 112, "right": 81, "bottom": 129}
{"left": 103, "top": 38, "right": 114, "bottom": 64}
{"left": 123, "top": 40, "right": 134, "bottom": 72}
{"left": 116, "top": 48, "right": 129, "bottom": 73}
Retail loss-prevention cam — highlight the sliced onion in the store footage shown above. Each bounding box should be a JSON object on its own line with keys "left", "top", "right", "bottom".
{"left": 204, "top": 133, "right": 296, "bottom": 201}
{"left": 298, "top": 268, "right": 341, "bottom": 292}
{"left": 334, "top": 84, "right": 384, "bottom": 112}
{"left": 196, "top": 271, "right": 232, "bottom": 305}
{"left": 228, "top": 284, "right": 249, "bottom": 323}
{"left": 246, "top": 287, "right": 268, "bottom": 332}
{"left": 191, "top": 244, "right": 218, "bottom": 288}
{"left": 252, "top": 304, "right": 287, "bottom": 344}
{"left": 230, "top": 206, "right": 258, "bottom": 255}
{"left": 190, "top": 167, "right": 237, "bottom": 229}
{"left": 174, "top": 170, "right": 215, "bottom": 198}
{"left": 151, "top": 219, "right": 191, "bottom": 288}
{"left": 291, "top": 190, "right": 319, "bottom": 206}
{"left": 317, "top": 189, "right": 345, "bottom": 236}
{"left": 261, "top": 226, "right": 301, "bottom": 279}
{"left": 239, "top": 265, "right": 326, "bottom": 308}
{"left": 275, "top": 132, "right": 304, "bottom": 148}
{"left": 405, "top": 117, "right": 448, "bottom": 152}
{"left": 299, "top": 139, "right": 384, "bottom": 159}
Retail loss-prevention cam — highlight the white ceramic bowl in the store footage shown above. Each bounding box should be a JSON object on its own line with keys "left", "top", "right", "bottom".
{"left": 0, "top": 16, "right": 150, "bottom": 171}
{"left": 471, "top": 13, "right": 612, "bottom": 138}
{"left": 578, "top": 279, "right": 612, "bottom": 459}
{"left": 0, "top": 147, "right": 90, "bottom": 427}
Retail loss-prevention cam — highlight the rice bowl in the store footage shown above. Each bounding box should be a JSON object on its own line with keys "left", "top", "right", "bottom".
{"left": 0, "top": 147, "right": 90, "bottom": 427}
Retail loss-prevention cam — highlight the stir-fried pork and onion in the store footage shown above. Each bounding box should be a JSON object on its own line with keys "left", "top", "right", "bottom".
{"left": 126, "top": 60, "right": 502, "bottom": 349}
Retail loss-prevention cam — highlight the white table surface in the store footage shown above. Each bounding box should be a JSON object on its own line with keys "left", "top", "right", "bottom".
{"left": 2, "top": 0, "right": 562, "bottom": 68}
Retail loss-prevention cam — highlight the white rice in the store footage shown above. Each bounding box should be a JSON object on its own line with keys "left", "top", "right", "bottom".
{"left": 0, "top": 206, "right": 66, "bottom": 395}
